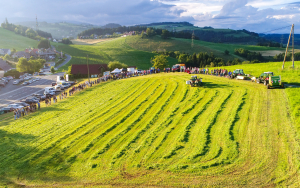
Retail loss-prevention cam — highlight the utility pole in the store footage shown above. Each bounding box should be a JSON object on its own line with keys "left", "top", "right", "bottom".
{"left": 87, "top": 55, "right": 90, "bottom": 83}
{"left": 36, "top": 15, "right": 38, "bottom": 31}
{"left": 282, "top": 24, "right": 294, "bottom": 69}
{"left": 292, "top": 24, "right": 294, "bottom": 68}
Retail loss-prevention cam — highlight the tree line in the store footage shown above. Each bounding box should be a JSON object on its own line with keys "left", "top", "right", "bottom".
{"left": 1, "top": 18, "right": 52, "bottom": 39}
{"left": 273, "top": 52, "right": 300, "bottom": 62}
{"left": 154, "top": 51, "right": 242, "bottom": 67}
{"left": 234, "top": 48, "right": 264, "bottom": 62}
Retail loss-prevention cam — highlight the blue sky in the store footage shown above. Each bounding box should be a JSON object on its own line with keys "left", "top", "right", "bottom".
{"left": 2, "top": 0, "right": 300, "bottom": 33}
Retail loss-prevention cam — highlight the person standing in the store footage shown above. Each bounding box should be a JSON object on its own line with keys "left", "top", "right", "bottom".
{"left": 53, "top": 95, "right": 56, "bottom": 104}
{"left": 38, "top": 101, "right": 40, "bottom": 110}
{"left": 22, "top": 108, "right": 25, "bottom": 117}
{"left": 14, "top": 110, "right": 17, "bottom": 120}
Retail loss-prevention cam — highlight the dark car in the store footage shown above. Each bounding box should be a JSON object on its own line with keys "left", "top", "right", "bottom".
{"left": 52, "top": 82, "right": 57, "bottom": 86}
{"left": 0, "top": 82, "right": 5, "bottom": 87}
{"left": 39, "top": 72, "right": 46, "bottom": 76}
{"left": 21, "top": 98, "right": 38, "bottom": 104}
{"left": 1, "top": 107, "right": 13, "bottom": 113}
{"left": 15, "top": 102, "right": 30, "bottom": 107}
{"left": 44, "top": 93, "right": 53, "bottom": 99}
{"left": 68, "top": 81, "right": 76, "bottom": 86}
{"left": 32, "top": 94, "right": 46, "bottom": 101}
{"left": 27, "top": 96, "right": 40, "bottom": 102}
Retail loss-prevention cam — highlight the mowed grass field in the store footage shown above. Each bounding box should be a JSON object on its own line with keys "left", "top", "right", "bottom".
{"left": 1, "top": 71, "right": 300, "bottom": 187}
{"left": 0, "top": 28, "right": 38, "bottom": 51}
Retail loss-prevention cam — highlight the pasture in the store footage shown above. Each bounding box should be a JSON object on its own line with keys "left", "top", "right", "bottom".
{"left": 0, "top": 28, "right": 38, "bottom": 51}
{"left": 1, "top": 72, "right": 300, "bottom": 187}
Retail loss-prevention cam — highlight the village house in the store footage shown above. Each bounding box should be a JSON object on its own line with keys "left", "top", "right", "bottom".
{"left": 0, "top": 49, "right": 11, "bottom": 56}
{"left": 12, "top": 51, "right": 30, "bottom": 59}
{"left": 0, "top": 58, "right": 12, "bottom": 77}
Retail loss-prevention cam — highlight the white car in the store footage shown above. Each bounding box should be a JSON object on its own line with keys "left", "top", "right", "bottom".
{"left": 32, "top": 79, "right": 36, "bottom": 82}
{"left": 13, "top": 80, "right": 19, "bottom": 85}
{"left": 28, "top": 80, "right": 32, "bottom": 84}
{"left": 7, "top": 104, "right": 23, "bottom": 110}
{"left": 36, "top": 77, "right": 41, "bottom": 81}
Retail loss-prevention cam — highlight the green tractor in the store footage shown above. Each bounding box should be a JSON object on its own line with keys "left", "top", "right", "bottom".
{"left": 230, "top": 69, "right": 246, "bottom": 79}
{"left": 187, "top": 76, "right": 202, "bottom": 87}
{"left": 255, "top": 72, "right": 284, "bottom": 89}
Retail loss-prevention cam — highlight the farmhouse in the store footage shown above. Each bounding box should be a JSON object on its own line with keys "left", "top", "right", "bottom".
{"left": 0, "top": 58, "right": 12, "bottom": 77}
{"left": 71, "top": 64, "right": 108, "bottom": 76}
{"left": 0, "top": 49, "right": 11, "bottom": 56}
{"left": 12, "top": 51, "right": 30, "bottom": 59}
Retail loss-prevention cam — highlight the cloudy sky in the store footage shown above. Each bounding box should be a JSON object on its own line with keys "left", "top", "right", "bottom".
{"left": 2, "top": 0, "right": 300, "bottom": 33}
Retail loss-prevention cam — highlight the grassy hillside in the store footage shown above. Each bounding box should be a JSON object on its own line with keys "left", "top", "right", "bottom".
{"left": 1, "top": 70, "right": 300, "bottom": 187}
{"left": 0, "top": 28, "right": 38, "bottom": 51}
{"left": 53, "top": 38, "right": 178, "bottom": 71}
{"left": 124, "top": 35, "right": 283, "bottom": 61}
{"left": 55, "top": 35, "right": 285, "bottom": 72}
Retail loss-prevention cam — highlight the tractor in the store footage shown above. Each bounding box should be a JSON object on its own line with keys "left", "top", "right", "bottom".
{"left": 230, "top": 69, "right": 245, "bottom": 79}
{"left": 187, "top": 76, "right": 202, "bottom": 87}
{"left": 254, "top": 72, "right": 284, "bottom": 89}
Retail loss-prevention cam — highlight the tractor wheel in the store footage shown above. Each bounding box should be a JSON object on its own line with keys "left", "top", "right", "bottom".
{"left": 264, "top": 81, "right": 267, "bottom": 86}
{"left": 267, "top": 84, "right": 270, "bottom": 89}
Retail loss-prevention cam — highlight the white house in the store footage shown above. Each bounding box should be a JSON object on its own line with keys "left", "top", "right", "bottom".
{"left": 0, "top": 58, "right": 12, "bottom": 77}
{"left": 0, "top": 49, "right": 11, "bottom": 56}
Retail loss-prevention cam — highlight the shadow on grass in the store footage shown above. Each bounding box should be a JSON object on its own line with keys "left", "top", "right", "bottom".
{"left": 203, "top": 82, "right": 232, "bottom": 88}
{"left": 0, "top": 129, "right": 73, "bottom": 185}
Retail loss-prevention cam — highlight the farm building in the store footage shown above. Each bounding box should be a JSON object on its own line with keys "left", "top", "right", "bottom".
{"left": 0, "top": 49, "right": 11, "bottom": 56}
{"left": 71, "top": 64, "right": 108, "bottom": 76}
{"left": 0, "top": 58, "right": 12, "bottom": 77}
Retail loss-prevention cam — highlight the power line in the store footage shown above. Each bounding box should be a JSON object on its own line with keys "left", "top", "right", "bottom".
{"left": 260, "top": 25, "right": 291, "bottom": 34}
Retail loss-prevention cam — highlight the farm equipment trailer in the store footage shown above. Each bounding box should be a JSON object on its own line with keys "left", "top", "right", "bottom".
{"left": 252, "top": 72, "right": 284, "bottom": 89}
{"left": 186, "top": 76, "right": 203, "bottom": 87}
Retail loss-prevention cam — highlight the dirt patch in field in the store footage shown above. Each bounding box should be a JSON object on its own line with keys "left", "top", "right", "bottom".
{"left": 252, "top": 49, "right": 300, "bottom": 57}
{"left": 71, "top": 38, "right": 114, "bottom": 45}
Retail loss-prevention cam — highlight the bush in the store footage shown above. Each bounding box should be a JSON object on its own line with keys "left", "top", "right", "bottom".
{"left": 4, "top": 69, "right": 21, "bottom": 78}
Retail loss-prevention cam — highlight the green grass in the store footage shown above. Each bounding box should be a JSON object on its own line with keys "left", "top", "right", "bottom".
{"left": 0, "top": 28, "right": 38, "bottom": 51}
{"left": 0, "top": 71, "right": 300, "bottom": 187}
{"left": 53, "top": 37, "right": 178, "bottom": 71}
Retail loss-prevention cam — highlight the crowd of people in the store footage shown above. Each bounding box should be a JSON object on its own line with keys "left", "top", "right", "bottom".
{"left": 14, "top": 103, "right": 40, "bottom": 120}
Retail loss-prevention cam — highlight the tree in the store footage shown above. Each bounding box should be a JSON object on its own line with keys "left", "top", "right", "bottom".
{"left": 3, "top": 54, "right": 10, "bottom": 60}
{"left": 108, "top": 61, "right": 128, "bottom": 71}
{"left": 17, "top": 58, "right": 31, "bottom": 73}
{"left": 50, "top": 66, "right": 56, "bottom": 74}
{"left": 25, "top": 28, "right": 37, "bottom": 38}
{"left": 224, "top": 49, "right": 229, "bottom": 55}
{"left": 38, "top": 39, "right": 51, "bottom": 49}
{"left": 11, "top": 48, "right": 16, "bottom": 54}
{"left": 151, "top": 55, "right": 168, "bottom": 69}
{"left": 61, "top": 38, "right": 73, "bottom": 44}
{"left": 178, "top": 54, "right": 188, "bottom": 64}
{"left": 146, "top": 28, "right": 155, "bottom": 37}
{"left": 161, "top": 30, "right": 170, "bottom": 39}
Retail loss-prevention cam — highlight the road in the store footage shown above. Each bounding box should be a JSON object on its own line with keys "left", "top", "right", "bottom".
{"left": 56, "top": 54, "right": 71, "bottom": 69}
{"left": 0, "top": 73, "right": 64, "bottom": 109}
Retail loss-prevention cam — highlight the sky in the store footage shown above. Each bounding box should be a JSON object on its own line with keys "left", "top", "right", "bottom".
{"left": 2, "top": 0, "right": 300, "bottom": 33}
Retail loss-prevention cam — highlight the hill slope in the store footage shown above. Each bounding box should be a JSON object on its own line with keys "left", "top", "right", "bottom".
{"left": 0, "top": 28, "right": 38, "bottom": 51}
{"left": 0, "top": 72, "right": 300, "bottom": 187}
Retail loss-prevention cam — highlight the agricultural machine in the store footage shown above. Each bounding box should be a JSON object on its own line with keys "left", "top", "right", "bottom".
{"left": 186, "top": 76, "right": 202, "bottom": 87}
{"left": 230, "top": 69, "right": 247, "bottom": 80}
{"left": 172, "top": 64, "right": 185, "bottom": 72}
{"left": 254, "top": 72, "right": 284, "bottom": 89}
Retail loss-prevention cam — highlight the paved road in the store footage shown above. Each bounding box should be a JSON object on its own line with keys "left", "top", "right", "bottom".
{"left": 0, "top": 73, "right": 64, "bottom": 108}
{"left": 56, "top": 54, "right": 71, "bottom": 69}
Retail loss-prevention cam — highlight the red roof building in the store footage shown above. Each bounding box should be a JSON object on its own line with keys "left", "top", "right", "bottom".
{"left": 71, "top": 64, "right": 108, "bottom": 75}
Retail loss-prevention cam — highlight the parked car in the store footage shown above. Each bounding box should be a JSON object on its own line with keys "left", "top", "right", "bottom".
{"left": 1, "top": 78, "right": 8, "bottom": 84}
{"left": 135, "top": 69, "right": 143, "bottom": 74}
{"left": 32, "top": 94, "right": 46, "bottom": 101}
{"left": 0, "top": 82, "right": 5, "bottom": 87}
{"left": 57, "top": 84, "right": 65, "bottom": 90}
{"left": 52, "top": 82, "right": 57, "bottom": 86}
{"left": 28, "top": 80, "right": 32, "bottom": 84}
{"left": 68, "top": 81, "right": 76, "bottom": 86}
{"left": 13, "top": 80, "right": 20, "bottom": 85}
{"left": 21, "top": 98, "right": 38, "bottom": 104}
{"left": 7, "top": 104, "right": 24, "bottom": 110}
{"left": 14, "top": 102, "right": 30, "bottom": 107}
{"left": 39, "top": 73, "right": 46, "bottom": 76}
{"left": 7, "top": 76, "right": 13, "bottom": 80}
{"left": 36, "top": 77, "right": 41, "bottom": 81}
{"left": 27, "top": 96, "right": 40, "bottom": 102}
{"left": 1, "top": 107, "right": 13, "bottom": 113}
{"left": 44, "top": 91, "right": 55, "bottom": 96}
{"left": 32, "top": 79, "right": 36, "bottom": 82}
{"left": 22, "top": 81, "right": 29, "bottom": 85}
